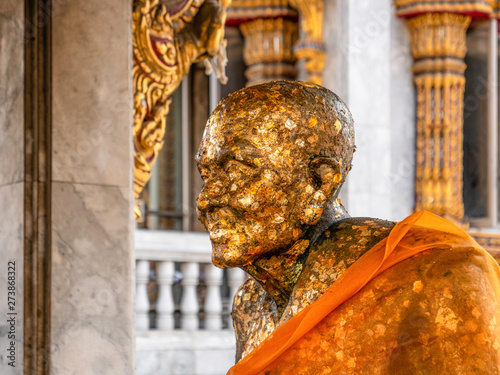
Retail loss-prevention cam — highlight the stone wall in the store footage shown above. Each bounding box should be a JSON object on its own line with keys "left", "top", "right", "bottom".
{"left": 0, "top": 1, "right": 24, "bottom": 374}
{"left": 0, "top": 1, "right": 136, "bottom": 373}
{"left": 50, "top": 0, "right": 135, "bottom": 373}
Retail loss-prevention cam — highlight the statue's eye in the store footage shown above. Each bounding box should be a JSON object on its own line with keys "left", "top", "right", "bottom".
{"left": 225, "top": 160, "right": 253, "bottom": 180}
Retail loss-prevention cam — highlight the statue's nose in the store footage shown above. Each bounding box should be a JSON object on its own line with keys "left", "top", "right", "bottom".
{"left": 196, "top": 179, "right": 229, "bottom": 213}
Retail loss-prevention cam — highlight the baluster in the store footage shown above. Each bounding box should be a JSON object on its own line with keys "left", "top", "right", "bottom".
{"left": 204, "top": 263, "right": 223, "bottom": 330}
{"left": 181, "top": 262, "right": 200, "bottom": 330}
{"left": 227, "top": 268, "right": 246, "bottom": 330}
{"left": 136, "top": 260, "right": 151, "bottom": 331}
{"left": 156, "top": 261, "right": 175, "bottom": 330}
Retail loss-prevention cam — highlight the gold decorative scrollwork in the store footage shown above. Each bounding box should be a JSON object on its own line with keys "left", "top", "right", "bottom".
{"left": 133, "top": 0, "right": 230, "bottom": 219}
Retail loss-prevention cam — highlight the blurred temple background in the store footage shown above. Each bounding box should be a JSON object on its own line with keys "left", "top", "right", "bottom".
{"left": 1, "top": 0, "right": 500, "bottom": 374}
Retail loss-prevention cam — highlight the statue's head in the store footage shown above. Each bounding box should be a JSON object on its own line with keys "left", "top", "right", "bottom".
{"left": 196, "top": 81, "right": 354, "bottom": 268}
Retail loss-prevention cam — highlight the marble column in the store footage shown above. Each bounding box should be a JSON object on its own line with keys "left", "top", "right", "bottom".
{"left": 0, "top": 0, "right": 135, "bottom": 374}
{"left": 0, "top": 1, "right": 24, "bottom": 374}
{"left": 50, "top": 0, "right": 135, "bottom": 373}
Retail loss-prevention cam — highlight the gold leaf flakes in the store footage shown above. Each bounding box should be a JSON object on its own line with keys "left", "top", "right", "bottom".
{"left": 308, "top": 117, "right": 318, "bottom": 127}
{"left": 375, "top": 324, "right": 386, "bottom": 337}
{"left": 435, "top": 307, "right": 458, "bottom": 331}
{"left": 347, "top": 358, "right": 356, "bottom": 368}
{"left": 443, "top": 287, "right": 453, "bottom": 299}
{"left": 466, "top": 320, "right": 478, "bottom": 332}
{"left": 334, "top": 119, "right": 342, "bottom": 134}
{"left": 472, "top": 307, "right": 481, "bottom": 319}
{"left": 413, "top": 280, "right": 424, "bottom": 294}
{"left": 284, "top": 119, "right": 296, "bottom": 130}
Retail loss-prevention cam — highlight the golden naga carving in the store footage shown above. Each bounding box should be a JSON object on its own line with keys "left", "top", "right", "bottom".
{"left": 404, "top": 13, "right": 470, "bottom": 223}
{"left": 132, "top": 0, "right": 230, "bottom": 219}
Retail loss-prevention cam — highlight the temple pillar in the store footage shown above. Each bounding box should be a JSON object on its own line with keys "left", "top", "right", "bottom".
{"left": 1, "top": 0, "right": 136, "bottom": 373}
{"left": 407, "top": 13, "right": 470, "bottom": 222}
{"left": 226, "top": 0, "right": 326, "bottom": 86}
{"left": 226, "top": 1, "right": 299, "bottom": 86}
{"left": 49, "top": 1, "right": 135, "bottom": 372}
{"left": 394, "top": 0, "right": 500, "bottom": 223}
{"left": 0, "top": 1, "right": 25, "bottom": 373}
{"left": 240, "top": 18, "right": 298, "bottom": 86}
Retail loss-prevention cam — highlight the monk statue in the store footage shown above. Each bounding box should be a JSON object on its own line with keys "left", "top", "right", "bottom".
{"left": 195, "top": 81, "right": 500, "bottom": 374}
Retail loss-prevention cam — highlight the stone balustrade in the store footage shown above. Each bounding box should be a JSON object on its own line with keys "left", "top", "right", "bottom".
{"left": 135, "top": 229, "right": 247, "bottom": 331}
{"left": 135, "top": 229, "right": 246, "bottom": 375}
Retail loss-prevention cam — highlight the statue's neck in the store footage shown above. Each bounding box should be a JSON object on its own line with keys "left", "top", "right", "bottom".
{"left": 242, "top": 200, "right": 349, "bottom": 316}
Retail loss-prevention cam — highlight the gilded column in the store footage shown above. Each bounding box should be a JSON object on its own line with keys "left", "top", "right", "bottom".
{"left": 227, "top": 0, "right": 325, "bottom": 85}
{"left": 240, "top": 17, "right": 298, "bottom": 86}
{"left": 226, "top": 0, "right": 299, "bottom": 86}
{"left": 407, "top": 13, "right": 470, "bottom": 222}
{"left": 288, "top": 0, "right": 325, "bottom": 85}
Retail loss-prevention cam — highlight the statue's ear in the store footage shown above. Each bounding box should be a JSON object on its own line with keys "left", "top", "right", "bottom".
{"left": 298, "top": 156, "right": 343, "bottom": 226}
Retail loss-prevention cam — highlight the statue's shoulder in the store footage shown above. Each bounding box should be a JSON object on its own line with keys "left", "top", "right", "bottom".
{"left": 326, "top": 216, "right": 395, "bottom": 239}
{"left": 312, "top": 216, "right": 396, "bottom": 262}
{"left": 281, "top": 217, "right": 396, "bottom": 322}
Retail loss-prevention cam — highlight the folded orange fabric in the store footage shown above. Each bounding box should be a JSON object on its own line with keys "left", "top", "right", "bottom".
{"left": 227, "top": 210, "right": 485, "bottom": 375}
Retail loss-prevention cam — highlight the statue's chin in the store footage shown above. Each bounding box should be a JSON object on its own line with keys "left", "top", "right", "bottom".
{"left": 211, "top": 245, "right": 248, "bottom": 269}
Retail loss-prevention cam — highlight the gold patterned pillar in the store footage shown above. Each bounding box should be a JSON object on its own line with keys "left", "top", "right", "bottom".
{"left": 406, "top": 13, "right": 470, "bottom": 222}
{"left": 288, "top": 0, "right": 325, "bottom": 85}
{"left": 240, "top": 18, "right": 298, "bottom": 86}
{"left": 226, "top": 0, "right": 299, "bottom": 86}
{"left": 226, "top": 0, "right": 325, "bottom": 85}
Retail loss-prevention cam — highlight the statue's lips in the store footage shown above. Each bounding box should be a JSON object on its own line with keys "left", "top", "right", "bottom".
{"left": 205, "top": 210, "right": 248, "bottom": 246}
{"left": 205, "top": 213, "right": 233, "bottom": 244}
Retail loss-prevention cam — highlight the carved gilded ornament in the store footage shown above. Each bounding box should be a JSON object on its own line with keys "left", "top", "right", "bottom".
{"left": 406, "top": 13, "right": 470, "bottom": 223}
{"left": 132, "top": 0, "right": 230, "bottom": 219}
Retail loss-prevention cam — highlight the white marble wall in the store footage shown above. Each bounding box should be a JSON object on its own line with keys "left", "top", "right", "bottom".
{"left": 50, "top": 0, "right": 135, "bottom": 374}
{"left": 323, "top": 0, "right": 415, "bottom": 222}
{"left": 0, "top": 1, "right": 24, "bottom": 374}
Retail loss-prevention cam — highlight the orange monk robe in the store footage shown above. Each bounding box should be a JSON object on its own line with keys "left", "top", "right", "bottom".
{"left": 228, "top": 211, "right": 500, "bottom": 375}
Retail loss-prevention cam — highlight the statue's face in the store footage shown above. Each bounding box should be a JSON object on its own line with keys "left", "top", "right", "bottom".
{"left": 196, "top": 112, "right": 311, "bottom": 268}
